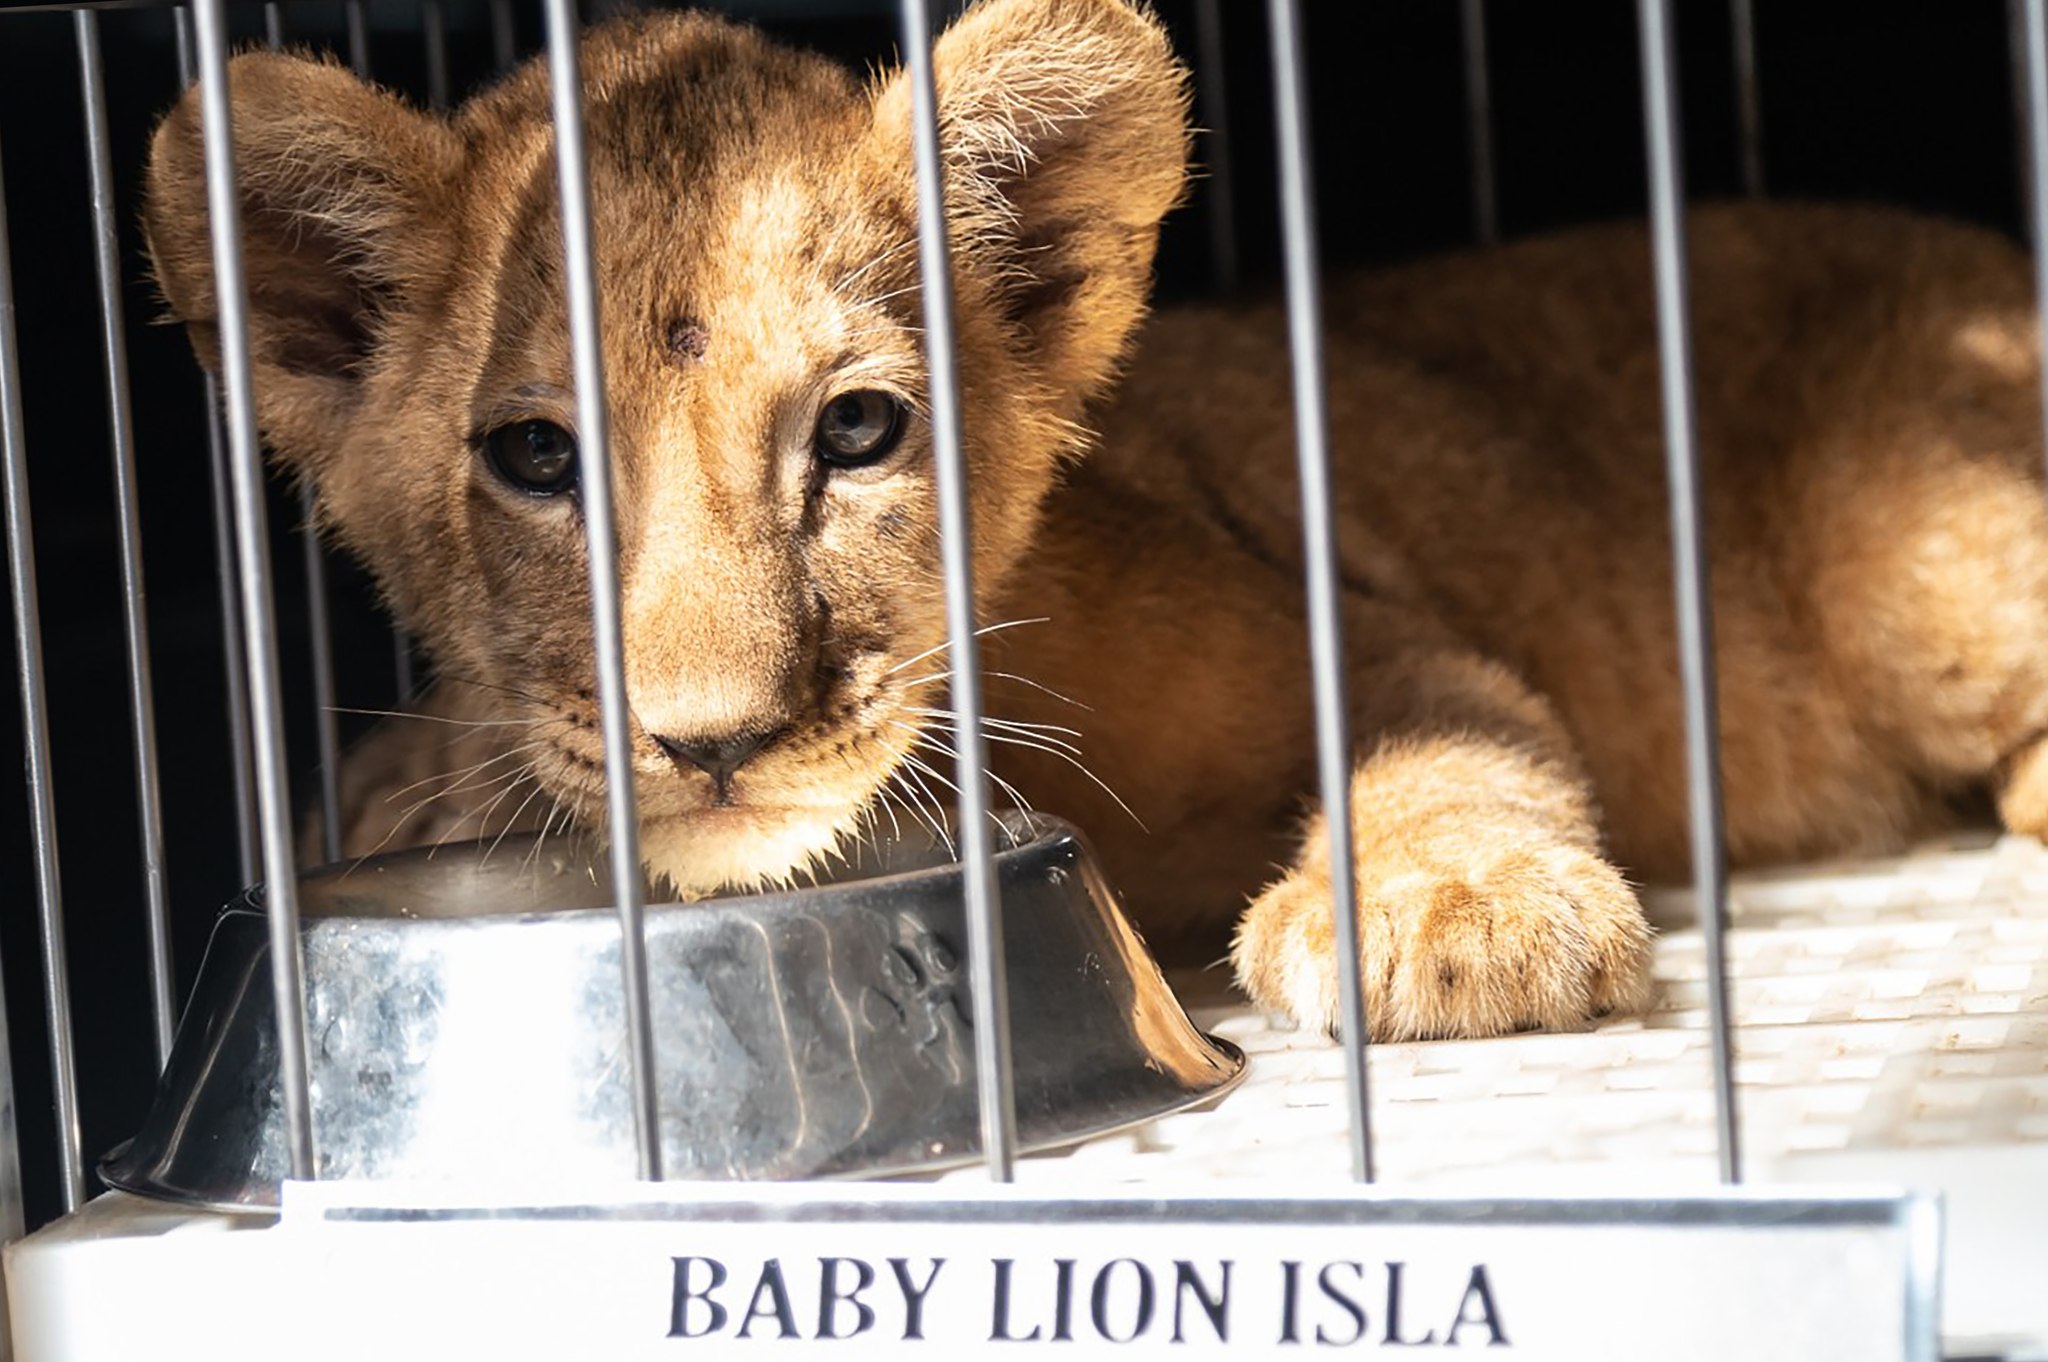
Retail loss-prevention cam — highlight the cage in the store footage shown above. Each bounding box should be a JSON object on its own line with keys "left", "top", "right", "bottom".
{"left": 0, "top": 0, "right": 2039, "bottom": 1358}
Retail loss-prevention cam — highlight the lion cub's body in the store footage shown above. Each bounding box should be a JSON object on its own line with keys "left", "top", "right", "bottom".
{"left": 1025, "top": 203, "right": 2048, "bottom": 934}
{"left": 147, "top": 1, "right": 2048, "bottom": 1041}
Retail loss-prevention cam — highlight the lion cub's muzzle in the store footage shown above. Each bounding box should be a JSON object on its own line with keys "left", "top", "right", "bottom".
{"left": 652, "top": 726, "right": 789, "bottom": 805}
{"left": 632, "top": 592, "right": 848, "bottom": 807}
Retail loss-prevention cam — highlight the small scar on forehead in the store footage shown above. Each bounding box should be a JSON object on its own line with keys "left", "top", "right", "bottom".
{"left": 664, "top": 318, "right": 711, "bottom": 363}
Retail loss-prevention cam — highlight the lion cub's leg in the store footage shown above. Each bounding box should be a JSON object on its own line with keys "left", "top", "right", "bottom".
{"left": 1232, "top": 647, "right": 1652, "bottom": 1040}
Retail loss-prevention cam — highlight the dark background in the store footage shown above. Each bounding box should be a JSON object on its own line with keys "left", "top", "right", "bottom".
{"left": 0, "top": 0, "right": 2024, "bottom": 1230}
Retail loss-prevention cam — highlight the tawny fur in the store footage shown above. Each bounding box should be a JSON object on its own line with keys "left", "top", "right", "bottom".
{"left": 143, "top": 0, "right": 2048, "bottom": 1042}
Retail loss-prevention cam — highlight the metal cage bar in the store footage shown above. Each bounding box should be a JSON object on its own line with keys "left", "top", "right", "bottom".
{"left": 539, "top": 0, "right": 664, "bottom": 1181}
{"left": 302, "top": 493, "right": 344, "bottom": 862}
{"left": 490, "top": 0, "right": 517, "bottom": 74}
{"left": 2023, "top": 1, "right": 2048, "bottom": 491}
{"left": 1730, "top": 0, "right": 1763, "bottom": 197}
{"left": 336, "top": 0, "right": 422, "bottom": 704}
{"left": 1267, "top": 0, "right": 1375, "bottom": 1184}
{"left": 78, "top": 6, "right": 177, "bottom": 1062}
{"left": 392, "top": 624, "right": 416, "bottom": 701}
{"left": 346, "top": 0, "right": 371, "bottom": 83}
{"left": 0, "top": 131, "right": 88, "bottom": 1218}
{"left": 899, "top": 0, "right": 1020, "bottom": 1182}
{"left": 176, "top": 4, "right": 262, "bottom": 889}
{"left": 0, "top": 976, "right": 22, "bottom": 1251}
{"left": 193, "top": 0, "right": 318, "bottom": 1181}
{"left": 203, "top": 379, "right": 261, "bottom": 886}
{"left": 1193, "top": 0, "right": 1239, "bottom": 293}
{"left": 0, "top": 911, "right": 21, "bottom": 1337}
{"left": 1635, "top": 0, "right": 1741, "bottom": 1185}
{"left": 258, "top": 1, "right": 346, "bottom": 866}
{"left": 423, "top": 0, "right": 451, "bottom": 110}
{"left": 1460, "top": 0, "right": 1499, "bottom": 244}
{"left": 174, "top": 0, "right": 190, "bottom": 79}
{"left": 2020, "top": 0, "right": 2040, "bottom": 239}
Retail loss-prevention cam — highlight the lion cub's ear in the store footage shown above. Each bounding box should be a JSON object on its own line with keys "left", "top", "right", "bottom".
{"left": 872, "top": 0, "right": 1191, "bottom": 404}
{"left": 144, "top": 52, "right": 461, "bottom": 468}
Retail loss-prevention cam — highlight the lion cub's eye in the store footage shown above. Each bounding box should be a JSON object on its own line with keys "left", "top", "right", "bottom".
{"left": 483, "top": 419, "right": 579, "bottom": 495}
{"left": 815, "top": 391, "right": 907, "bottom": 468}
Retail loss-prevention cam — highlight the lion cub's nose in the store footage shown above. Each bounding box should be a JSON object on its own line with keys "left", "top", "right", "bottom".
{"left": 654, "top": 729, "right": 780, "bottom": 804}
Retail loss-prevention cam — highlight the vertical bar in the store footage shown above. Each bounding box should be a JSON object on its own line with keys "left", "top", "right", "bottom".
{"left": 393, "top": 633, "right": 415, "bottom": 701}
{"left": 540, "top": 0, "right": 662, "bottom": 1181}
{"left": 1730, "top": 0, "right": 1764, "bottom": 197}
{"left": 490, "top": 0, "right": 517, "bottom": 73}
{"left": 1266, "top": 0, "right": 1374, "bottom": 1184}
{"left": 1193, "top": 0, "right": 1239, "bottom": 292}
{"left": 0, "top": 139, "right": 87, "bottom": 1215}
{"left": 0, "top": 927, "right": 22, "bottom": 1344}
{"left": 339, "top": 3, "right": 423, "bottom": 705}
{"left": 1459, "top": 0, "right": 1499, "bottom": 244}
{"left": 2023, "top": 0, "right": 2048, "bottom": 487}
{"left": 174, "top": 5, "right": 194, "bottom": 86}
{"left": 423, "top": 0, "right": 451, "bottom": 110}
{"left": 0, "top": 967, "right": 23, "bottom": 1248}
{"left": 303, "top": 494, "right": 343, "bottom": 862}
{"left": 900, "top": 0, "right": 1018, "bottom": 1181}
{"left": 1636, "top": 0, "right": 1741, "bottom": 1185}
{"left": 346, "top": 0, "right": 371, "bottom": 80}
{"left": 193, "top": 0, "right": 318, "bottom": 1181}
{"left": 204, "top": 381, "right": 261, "bottom": 886}
{"left": 2017, "top": 0, "right": 2037, "bottom": 236}
{"left": 254, "top": 0, "right": 346, "bottom": 867}
{"left": 79, "top": 9, "right": 178, "bottom": 1063}
{"left": 179, "top": 7, "right": 261, "bottom": 889}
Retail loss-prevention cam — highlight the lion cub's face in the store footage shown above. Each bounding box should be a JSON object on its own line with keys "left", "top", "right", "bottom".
{"left": 146, "top": 0, "right": 1187, "bottom": 891}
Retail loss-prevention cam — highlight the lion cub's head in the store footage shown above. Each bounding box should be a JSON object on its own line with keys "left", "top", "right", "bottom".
{"left": 144, "top": 0, "right": 1187, "bottom": 892}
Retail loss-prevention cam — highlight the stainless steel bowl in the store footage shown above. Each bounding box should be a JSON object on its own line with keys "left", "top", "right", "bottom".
{"left": 102, "top": 814, "right": 1244, "bottom": 1209}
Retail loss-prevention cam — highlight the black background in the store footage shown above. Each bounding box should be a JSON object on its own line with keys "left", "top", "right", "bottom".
{"left": 0, "top": 0, "right": 2024, "bottom": 1230}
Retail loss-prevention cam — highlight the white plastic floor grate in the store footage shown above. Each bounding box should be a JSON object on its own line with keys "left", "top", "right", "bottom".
{"left": 936, "top": 830, "right": 2048, "bottom": 1188}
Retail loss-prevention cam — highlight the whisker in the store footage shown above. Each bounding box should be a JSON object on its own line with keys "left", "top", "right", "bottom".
{"left": 894, "top": 724, "right": 1037, "bottom": 818}
{"left": 419, "top": 760, "right": 537, "bottom": 825}
{"left": 346, "top": 752, "right": 538, "bottom": 866}
{"left": 483, "top": 778, "right": 553, "bottom": 866}
{"left": 855, "top": 739, "right": 905, "bottom": 845}
{"left": 909, "top": 712, "right": 1089, "bottom": 753}
{"left": 872, "top": 735, "right": 955, "bottom": 856}
{"left": 326, "top": 705, "right": 561, "bottom": 729}
{"left": 921, "top": 747, "right": 1035, "bottom": 820}
{"left": 889, "top": 773, "right": 952, "bottom": 855}
{"left": 883, "top": 617, "right": 1051, "bottom": 677}
{"left": 446, "top": 772, "right": 534, "bottom": 853}
{"left": 380, "top": 739, "right": 549, "bottom": 805}
{"left": 893, "top": 744, "right": 960, "bottom": 796}
{"left": 522, "top": 795, "right": 568, "bottom": 874}
{"left": 830, "top": 236, "right": 921, "bottom": 298}
{"left": 918, "top": 723, "right": 1147, "bottom": 831}
{"left": 896, "top": 667, "right": 1092, "bottom": 711}
{"left": 434, "top": 671, "right": 562, "bottom": 709}
{"left": 981, "top": 714, "right": 1087, "bottom": 741}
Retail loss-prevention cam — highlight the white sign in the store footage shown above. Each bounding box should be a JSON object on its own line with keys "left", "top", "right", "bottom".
{"left": 272, "top": 1183, "right": 1938, "bottom": 1362}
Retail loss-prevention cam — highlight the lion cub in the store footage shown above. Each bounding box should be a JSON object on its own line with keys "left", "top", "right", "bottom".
{"left": 145, "top": 0, "right": 2048, "bottom": 1041}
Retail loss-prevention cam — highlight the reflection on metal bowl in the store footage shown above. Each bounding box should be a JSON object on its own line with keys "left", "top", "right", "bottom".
{"left": 101, "top": 813, "right": 1244, "bottom": 1208}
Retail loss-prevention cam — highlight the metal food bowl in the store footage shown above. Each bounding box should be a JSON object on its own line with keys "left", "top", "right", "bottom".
{"left": 101, "top": 814, "right": 1244, "bottom": 1209}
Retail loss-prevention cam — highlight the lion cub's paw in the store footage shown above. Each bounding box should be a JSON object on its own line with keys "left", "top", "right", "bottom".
{"left": 1231, "top": 845, "right": 1653, "bottom": 1041}
{"left": 1997, "top": 735, "right": 2048, "bottom": 842}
